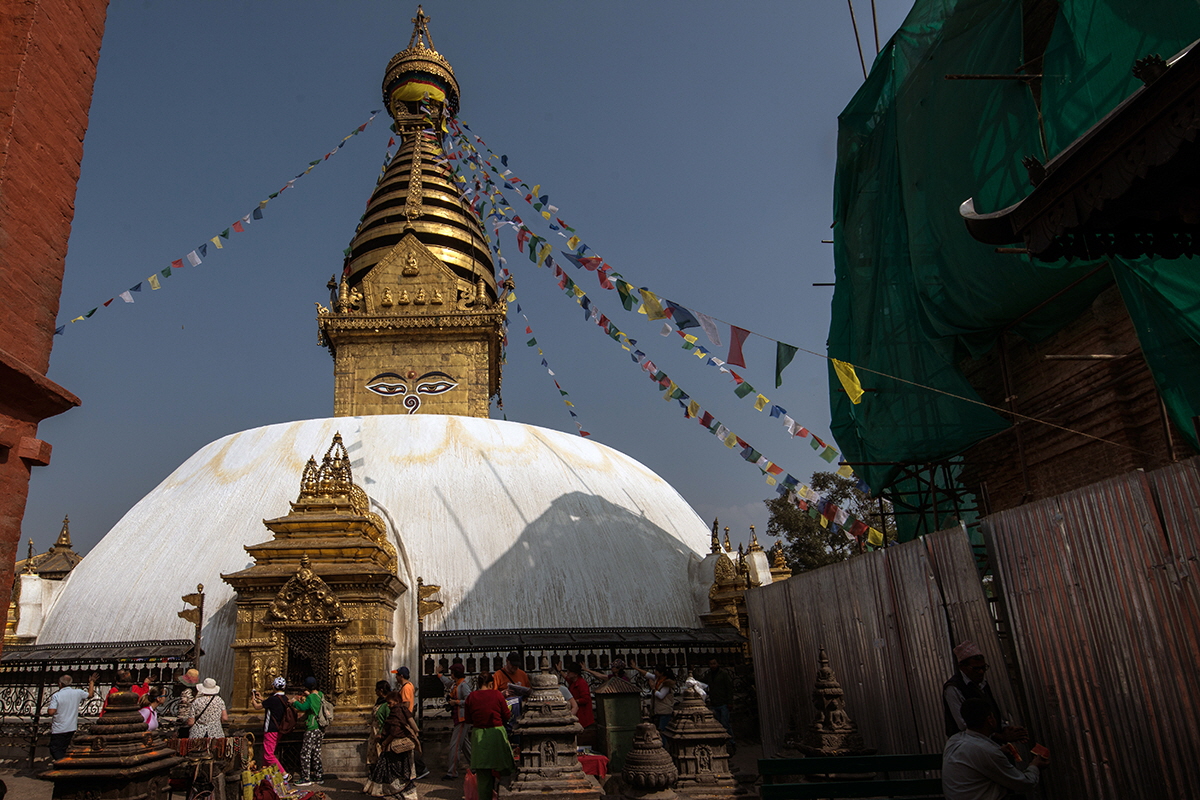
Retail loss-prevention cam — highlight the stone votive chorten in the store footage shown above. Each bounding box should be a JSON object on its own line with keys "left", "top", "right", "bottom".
{"left": 506, "top": 656, "right": 600, "bottom": 797}
{"left": 621, "top": 721, "right": 679, "bottom": 800}
{"left": 662, "top": 682, "right": 736, "bottom": 798}
{"left": 798, "top": 648, "right": 868, "bottom": 756}
{"left": 42, "top": 677, "right": 184, "bottom": 799}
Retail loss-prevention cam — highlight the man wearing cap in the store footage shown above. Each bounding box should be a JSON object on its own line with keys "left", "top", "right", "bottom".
{"left": 943, "top": 642, "right": 1026, "bottom": 743}
{"left": 493, "top": 652, "right": 530, "bottom": 697}
{"left": 943, "top": 698, "right": 1048, "bottom": 800}
{"left": 46, "top": 674, "right": 95, "bottom": 761}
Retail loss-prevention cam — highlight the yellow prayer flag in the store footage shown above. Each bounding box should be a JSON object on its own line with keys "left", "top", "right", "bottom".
{"left": 537, "top": 244, "right": 551, "bottom": 266}
{"left": 683, "top": 334, "right": 698, "bottom": 344}
{"left": 567, "top": 236, "right": 581, "bottom": 250}
{"left": 754, "top": 394, "right": 769, "bottom": 411}
{"left": 867, "top": 526, "right": 884, "bottom": 546}
{"left": 837, "top": 463, "right": 855, "bottom": 478}
{"left": 149, "top": 274, "right": 161, "bottom": 290}
{"left": 211, "top": 236, "right": 223, "bottom": 250}
{"left": 532, "top": 184, "right": 541, "bottom": 196}
{"left": 564, "top": 400, "right": 574, "bottom": 407}
{"left": 687, "top": 400, "right": 700, "bottom": 418}
{"left": 832, "top": 359, "right": 865, "bottom": 404}
{"left": 507, "top": 292, "right": 516, "bottom": 302}
{"left": 723, "top": 431, "right": 738, "bottom": 448}
{"left": 639, "top": 289, "right": 667, "bottom": 320}
{"left": 573, "top": 286, "right": 584, "bottom": 298}
{"left": 664, "top": 382, "right": 677, "bottom": 400}
{"left": 71, "top": 316, "right": 84, "bottom": 323}
{"left": 541, "top": 211, "right": 551, "bottom": 220}
{"left": 765, "top": 474, "right": 777, "bottom": 486}
{"left": 638, "top": 304, "right": 647, "bottom": 315}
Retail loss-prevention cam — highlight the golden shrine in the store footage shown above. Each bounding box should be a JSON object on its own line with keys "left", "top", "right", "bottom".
{"left": 317, "top": 6, "right": 505, "bottom": 419}
{"left": 221, "top": 433, "right": 404, "bottom": 769}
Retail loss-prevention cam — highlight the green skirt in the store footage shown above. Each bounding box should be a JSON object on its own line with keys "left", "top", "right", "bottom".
{"left": 469, "top": 726, "right": 515, "bottom": 773}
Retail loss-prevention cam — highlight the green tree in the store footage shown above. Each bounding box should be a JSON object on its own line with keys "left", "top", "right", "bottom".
{"left": 764, "top": 471, "right": 894, "bottom": 573}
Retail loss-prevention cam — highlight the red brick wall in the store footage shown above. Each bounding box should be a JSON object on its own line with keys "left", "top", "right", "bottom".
{"left": 0, "top": 0, "right": 108, "bottom": 652}
{"left": 960, "top": 284, "right": 1194, "bottom": 514}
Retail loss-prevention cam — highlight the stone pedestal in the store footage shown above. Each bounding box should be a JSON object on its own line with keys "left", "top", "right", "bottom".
{"left": 42, "top": 683, "right": 183, "bottom": 799}
{"left": 662, "top": 686, "right": 736, "bottom": 799}
{"left": 621, "top": 722, "right": 678, "bottom": 800}
{"left": 504, "top": 659, "right": 600, "bottom": 798}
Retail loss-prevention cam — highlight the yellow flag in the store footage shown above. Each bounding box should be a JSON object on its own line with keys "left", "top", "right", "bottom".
{"left": 537, "top": 243, "right": 551, "bottom": 265}
{"left": 71, "top": 316, "right": 84, "bottom": 323}
{"left": 867, "top": 526, "right": 884, "bottom": 546}
{"left": 723, "top": 431, "right": 738, "bottom": 448}
{"left": 567, "top": 236, "right": 580, "bottom": 250}
{"left": 837, "top": 463, "right": 855, "bottom": 478}
{"left": 765, "top": 474, "right": 777, "bottom": 486}
{"left": 687, "top": 400, "right": 700, "bottom": 418}
{"left": 148, "top": 274, "right": 161, "bottom": 290}
{"left": 683, "top": 334, "right": 698, "bottom": 345}
{"left": 211, "top": 236, "right": 223, "bottom": 250}
{"left": 541, "top": 211, "right": 551, "bottom": 220}
{"left": 819, "top": 515, "right": 830, "bottom": 529}
{"left": 832, "top": 359, "right": 864, "bottom": 404}
{"left": 754, "top": 394, "right": 769, "bottom": 411}
{"left": 639, "top": 289, "right": 667, "bottom": 320}
{"left": 573, "top": 286, "right": 585, "bottom": 298}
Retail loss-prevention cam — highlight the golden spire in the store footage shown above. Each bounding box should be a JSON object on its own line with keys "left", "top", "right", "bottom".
{"left": 54, "top": 515, "right": 71, "bottom": 549}
{"left": 748, "top": 525, "right": 763, "bottom": 552}
{"left": 23, "top": 539, "right": 36, "bottom": 573}
{"left": 710, "top": 519, "right": 721, "bottom": 554}
{"left": 319, "top": 8, "right": 503, "bottom": 419}
{"left": 723, "top": 526, "right": 732, "bottom": 553}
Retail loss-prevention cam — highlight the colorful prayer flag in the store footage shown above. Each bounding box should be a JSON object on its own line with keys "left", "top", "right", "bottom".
{"left": 832, "top": 359, "right": 865, "bottom": 404}
{"left": 775, "top": 343, "right": 798, "bottom": 388}
{"left": 639, "top": 289, "right": 667, "bottom": 320}
{"left": 727, "top": 325, "right": 750, "bottom": 368}
{"left": 186, "top": 251, "right": 202, "bottom": 267}
{"left": 149, "top": 274, "right": 161, "bottom": 290}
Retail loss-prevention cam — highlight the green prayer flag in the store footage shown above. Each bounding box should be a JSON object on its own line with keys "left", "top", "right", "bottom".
{"left": 733, "top": 382, "right": 755, "bottom": 399}
{"left": 616, "top": 281, "right": 636, "bottom": 311}
{"left": 809, "top": 437, "right": 821, "bottom": 451}
{"left": 819, "top": 446, "right": 838, "bottom": 463}
{"left": 220, "top": 229, "right": 230, "bottom": 239}
{"left": 526, "top": 337, "right": 537, "bottom": 346}
{"left": 161, "top": 266, "right": 172, "bottom": 278}
{"left": 84, "top": 308, "right": 97, "bottom": 318}
{"left": 268, "top": 192, "right": 279, "bottom": 199}
{"left": 775, "top": 343, "right": 799, "bottom": 388}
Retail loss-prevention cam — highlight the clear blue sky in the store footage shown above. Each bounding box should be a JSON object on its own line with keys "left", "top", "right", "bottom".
{"left": 23, "top": 1, "right": 910, "bottom": 557}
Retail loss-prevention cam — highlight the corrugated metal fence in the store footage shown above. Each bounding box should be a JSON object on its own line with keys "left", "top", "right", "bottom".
{"left": 747, "top": 526, "right": 1020, "bottom": 758}
{"left": 984, "top": 457, "right": 1200, "bottom": 800}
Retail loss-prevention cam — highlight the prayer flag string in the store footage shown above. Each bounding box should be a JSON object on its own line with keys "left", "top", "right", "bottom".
{"left": 437, "top": 118, "right": 852, "bottom": 477}
{"left": 56, "top": 111, "right": 383, "bottom": 335}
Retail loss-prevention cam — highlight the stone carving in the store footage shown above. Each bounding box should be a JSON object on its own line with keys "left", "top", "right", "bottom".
{"left": 252, "top": 658, "right": 262, "bottom": 692}
{"left": 414, "top": 288, "right": 427, "bottom": 305}
{"left": 267, "top": 556, "right": 346, "bottom": 624}
{"left": 335, "top": 659, "right": 346, "bottom": 695}
{"left": 398, "top": 289, "right": 411, "bottom": 304}
{"left": 797, "top": 649, "right": 868, "bottom": 756}
{"left": 621, "top": 722, "right": 678, "bottom": 799}
{"left": 402, "top": 253, "right": 420, "bottom": 276}
{"left": 349, "top": 656, "right": 359, "bottom": 695}
{"left": 432, "top": 289, "right": 443, "bottom": 304}
{"left": 662, "top": 684, "right": 736, "bottom": 797}
{"left": 381, "top": 288, "right": 394, "bottom": 307}
{"left": 507, "top": 657, "right": 599, "bottom": 797}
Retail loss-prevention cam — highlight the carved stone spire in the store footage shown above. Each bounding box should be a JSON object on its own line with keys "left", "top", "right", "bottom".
{"left": 797, "top": 648, "right": 867, "bottom": 756}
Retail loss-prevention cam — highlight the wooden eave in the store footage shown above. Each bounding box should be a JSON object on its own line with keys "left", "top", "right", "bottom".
{"left": 961, "top": 38, "right": 1200, "bottom": 254}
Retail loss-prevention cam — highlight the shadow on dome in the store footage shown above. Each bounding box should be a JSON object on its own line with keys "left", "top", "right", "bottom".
{"left": 441, "top": 490, "right": 705, "bottom": 631}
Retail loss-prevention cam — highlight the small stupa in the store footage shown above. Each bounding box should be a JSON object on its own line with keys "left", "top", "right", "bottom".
{"left": 797, "top": 648, "right": 869, "bottom": 756}
{"left": 661, "top": 683, "right": 736, "bottom": 798}
{"left": 621, "top": 721, "right": 679, "bottom": 799}
{"left": 42, "top": 676, "right": 183, "bottom": 798}
{"left": 506, "top": 656, "right": 601, "bottom": 797}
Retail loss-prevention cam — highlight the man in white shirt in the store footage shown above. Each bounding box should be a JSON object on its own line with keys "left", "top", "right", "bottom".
{"left": 943, "top": 698, "right": 1048, "bottom": 800}
{"left": 47, "top": 674, "right": 95, "bottom": 761}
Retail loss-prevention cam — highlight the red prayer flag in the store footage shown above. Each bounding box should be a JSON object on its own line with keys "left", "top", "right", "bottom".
{"left": 172, "top": 259, "right": 184, "bottom": 269}
{"left": 232, "top": 220, "right": 245, "bottom": 233}
{"left": 727, "top": 326, "right": 750, "bottom": 368}
{"left": 767, "top": 463, "right": 784, "bottom": 475}
{"left": 103, "top": 298, "right": 114, "bottom": 307}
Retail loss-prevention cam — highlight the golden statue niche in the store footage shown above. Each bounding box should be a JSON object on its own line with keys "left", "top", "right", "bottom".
{"left": 222, "top": 433, "right": 404, "bottom": 773}
{"left": 318, "top": 6, "right": 505, "bottom": 418}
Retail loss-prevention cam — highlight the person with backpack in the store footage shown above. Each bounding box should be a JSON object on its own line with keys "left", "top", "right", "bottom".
{"left": 187, "top": 678, "right": 229, "bottom": 738}
{"left": 291, "top": 677, "right": 326, "bottom": 786}
{"left": 252, "top": 677, "right": 294, "bottom": 776}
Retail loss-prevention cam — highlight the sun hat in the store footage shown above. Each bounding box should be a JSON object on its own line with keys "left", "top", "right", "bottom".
{"left": 197, "top": 678, "right": 220, "bottom": 695}
{"left": 181, "top": 668, "right": 200, "bottom": 685}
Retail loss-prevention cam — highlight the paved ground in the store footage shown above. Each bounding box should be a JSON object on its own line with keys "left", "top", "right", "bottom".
{"left": 2, "top": 738, "right": 762, "bottom": 798}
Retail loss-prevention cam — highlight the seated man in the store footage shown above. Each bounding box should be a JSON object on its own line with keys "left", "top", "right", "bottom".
{"left": 943, "top": 698, "right": 1048, "bottom": 800}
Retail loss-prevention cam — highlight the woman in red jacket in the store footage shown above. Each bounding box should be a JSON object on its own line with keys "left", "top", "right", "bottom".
{"left": 464, "top": 672, "right": 515, "bottom": 800}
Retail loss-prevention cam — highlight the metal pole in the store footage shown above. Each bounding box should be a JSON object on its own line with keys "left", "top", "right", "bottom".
{"left": 30, "top": 663, "right": 46, "bottom": 769}
{"left": 195, "top": 584, "right": 204, "bottom": 675}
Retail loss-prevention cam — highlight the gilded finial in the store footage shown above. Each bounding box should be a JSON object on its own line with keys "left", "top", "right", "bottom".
{"left": 408, "top": 5, "right": 436, "bottom": 51}
{"left": 55, "top": 515, "right": 72, "bottom": 549}
{"left": 710, "top": 519, "right": 721, "bottom": 554}
{"left": 771, "top": 541, "right": 787, "bottom": 568}
{"left": 723, "top": 526, "right": 732, "bottom": 552}
{"left": 749, "top": 525, "right": 763, "bottom": 552}
{"left": 23, "top": 539, "right": 36, "bottom": 573}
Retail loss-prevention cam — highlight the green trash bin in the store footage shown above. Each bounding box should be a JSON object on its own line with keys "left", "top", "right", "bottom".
{"left": 594, "top": 675, "right": 642, "bottom": 774}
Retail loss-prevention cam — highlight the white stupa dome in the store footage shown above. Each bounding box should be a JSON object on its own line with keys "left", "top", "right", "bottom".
{"left": 38, "top": 415, "right": 714, "bottom": 685}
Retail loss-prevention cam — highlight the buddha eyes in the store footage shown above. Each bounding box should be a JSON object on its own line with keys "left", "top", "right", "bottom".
{"left": 366, "top": 373, "right": 409, "bottom": 396}
{"left": 365, "top": 371, "right": 457, "bottom": 398}
{"left": 416, "top": 372, "right": 457, "bottom": 395}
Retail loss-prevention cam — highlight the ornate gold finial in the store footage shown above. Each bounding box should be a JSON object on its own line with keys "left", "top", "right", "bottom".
{"left": 55, "top": 516, "right": 72, "bottom": 549}
{"left": 723, "top": 527, "right": 731, "bottom": 552}
{"left": 408, "top": 5, "right": 436, "bottom": 51}
{"left": 771, "top": 541, "right": 788, "bottom": 569}
{"left": 749, "top": 525, "right": 763, "bottom": 552}
{"left": 300, "top": 456, "right": 319, "bottom": 496}
{"left": 300, "top": 555, "right": 310, "bottom": 569}
{"left": 315, "top": 433, "right": 353, "bottom": 495}
{"left": 23, "top": 539, "right": 36, "bottom": 573}
{"left": 710, "top": 519, "right": 721, "bottom": 554}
